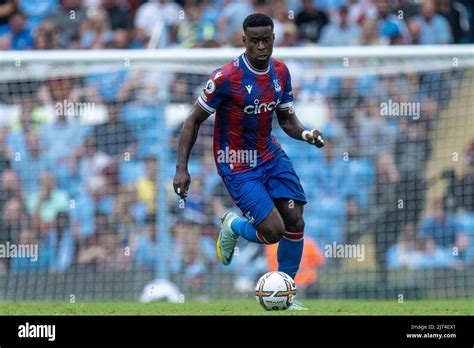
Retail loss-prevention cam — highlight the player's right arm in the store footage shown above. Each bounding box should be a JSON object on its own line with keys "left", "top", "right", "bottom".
{"left": 173, "top": 68, "right": 227, "bottom": 200}
{"left": 173, "top": 104, "right": 211, "bottom": 200}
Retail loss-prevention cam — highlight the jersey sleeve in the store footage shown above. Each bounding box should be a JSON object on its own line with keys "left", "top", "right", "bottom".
{"left": 276, "top": 64, "right": 294, "bottom": 110}
{"left": 197, "top": 69, "right": 227, "bottom": 114}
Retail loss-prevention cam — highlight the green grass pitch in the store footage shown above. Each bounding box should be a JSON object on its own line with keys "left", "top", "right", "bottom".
{"left": 0, "top": 300, "right": 472, "bottom": 315}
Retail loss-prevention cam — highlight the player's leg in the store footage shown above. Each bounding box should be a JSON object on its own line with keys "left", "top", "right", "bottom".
{"left": 266, "top": 153, "right": 307, "bottom": 280}
{"left": 229, "top": 206, "right": 286, "bottom": 244}
{"left": 217, "top": 169, "right": 287, "bottom": 265}
{"left": 274, "top": 198, "right": 305, "bottom": 280}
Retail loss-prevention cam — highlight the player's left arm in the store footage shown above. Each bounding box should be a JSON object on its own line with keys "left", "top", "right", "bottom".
{"left": 276, "top": 63, "right": 324, "bottom": 147}
{"left": 276, "top": 106, "right": 324, "bottom": 148}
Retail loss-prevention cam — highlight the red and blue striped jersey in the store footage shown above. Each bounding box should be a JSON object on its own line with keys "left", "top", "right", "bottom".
{"left": 197, "top": 53, "right": 294, "bottom": 175}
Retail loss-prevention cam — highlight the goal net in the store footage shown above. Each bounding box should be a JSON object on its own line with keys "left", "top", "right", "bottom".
{"left": 0, "top": 46, "right": 473, "bottom": 302}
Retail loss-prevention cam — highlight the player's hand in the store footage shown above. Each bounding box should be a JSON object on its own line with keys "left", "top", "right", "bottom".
{"left": 305, "top": 129, "right": 324, "bottom": 148}
{"left": 173, "top": 169, "right": 191, "bottom": 200}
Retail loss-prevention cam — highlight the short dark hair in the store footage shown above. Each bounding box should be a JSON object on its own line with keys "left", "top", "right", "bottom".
{"left": 243, "top": 13, "right": 274, "bottom": 32}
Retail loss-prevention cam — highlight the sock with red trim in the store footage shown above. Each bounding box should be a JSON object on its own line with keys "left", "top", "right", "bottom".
{"left": 230, "top": 217, "right": 268, "bottom": 244}
{"left": 277, "top": 231, "right": 304, "bottom": 279}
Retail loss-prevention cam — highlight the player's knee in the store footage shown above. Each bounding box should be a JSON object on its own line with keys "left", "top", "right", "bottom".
{"left": 266, "top": 225, "right": 285, "bottom": 244}
{"left": 286, "top": 217, "right": 305, "bottom": 232}
{"left": 259, "top": 223, "right": 285, "bottom": 244}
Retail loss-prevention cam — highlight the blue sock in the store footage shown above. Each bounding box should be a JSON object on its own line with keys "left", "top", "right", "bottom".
{"left": 230, "top": 217, "right": 263, "bottom": 244}
{"left": 277, "top": 237, "right": 304, "bottom": 280}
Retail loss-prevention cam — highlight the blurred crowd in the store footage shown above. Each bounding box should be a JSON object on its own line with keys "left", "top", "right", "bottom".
{"left": 0, "top": 0, "right": 473, "bottom": 50}
{"left": 0, "top": 71, "right": 473, "bottom": 294}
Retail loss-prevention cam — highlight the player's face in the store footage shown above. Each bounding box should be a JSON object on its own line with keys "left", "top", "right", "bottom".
{"left": 243, "top": 26, "right": 274, "bottom": 68}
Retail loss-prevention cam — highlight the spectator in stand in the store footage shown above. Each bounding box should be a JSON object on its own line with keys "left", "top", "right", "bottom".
{"left": 108, "top": 28, "right": 130, "bottom": 48}
{"left": 230, "top": 28, "right": 245, "bottom": 47}
{"left": 348, "top": 0, "right": 377, "bottom": 26}
{"left": 443, "top": 140, "right": 474, "bottom": 213}
{"left": 90, "top": 102, "right": 136, "bottom": 194}
{"left": 437, "top": 0, "right": 470, "bottom": 44}
{"left": 217, "top": 0, "right": 255, "bottom": 45}
{"left": 419, "top": 199, "right": 467, "bottom": 256}
{"left": 269, "top": 0, "right": 289, "bottom": 46}
{"left": 0, "top": 130, "right": 10, "bottom": 177}
{"left": 176, "top": 0, "right": 217, "bottom": 48}
{"left": 72, "top": 136, "right": 110, "bottom": 192}
{"left": 371, "top": 152, "right": 400, "bottom": 281}
{"left": 47, "top": 0, "right": 87, "bottom": 47}
{"left": 179, "top": 176, "right": 208, "bottom": 225}
{"left": 131, "top": 217, "right": 159, "bottom": 270}
{"left": 92, "top": 102, "right": 136, "bottom": 159}
{"left": 37, "top": 76, "right": 82, "bottom": 107}
{"left": 394, "top": 0, "right": 420, "bottom": 21}
{"left": 409, "top": 0, "right": 453, "bottom": 44}
{"left": 13, "top": 133, "right": 51, "bottom": 196}
{"left": 85, "top": 69, "right": 131, "bottom": 103}
{"left": 33, "top": 20, "right": 62, "bottom": 49}
{"left": 4, "top": 11, "right": 33, "bottom": 50}
{"left": 70, "top": 177, "right": 116, "bottom": 238}
{"left": 356, "top": 98, "right": 396, "bottom": 159}
{"left": 295, "top": 0, "right": 329, "bottom": 44}
{"left": 40, "top": 112, "right": 86, "bottom": 191}
{"left": 77, "top": 220, "right": 127, "bottom": 270}
{"left": 0, "top": 0, "right": 14, "bottom": 36}
{"left": 308, "top": 135, "right": 351, "bottom": 246}
{"left": 458, "top": 142, "right": 474, "bottom": 212}
{"left": 79, "top": 8, "right": 113, "bottom": 49}
{"left": 43, "top": 211, "right": 75, "bottom": 272}
{"left": 395, "top": 118, "right": 431, "bottom": 230}
{"left": 114, "top": 184, "right": 147, "bottom": 243}
{"left": 375, "top": 0, "right": 411, "bottom": 43}
{"left": 10, "top": 228, "right": 52, "bottom": 273}
{"left": 0, "top": 197, "right": 30, "bottom": 271}
{"left": 169, "top": 221, "right": 207, "bottom": 293}
{"left": 279, "top": 21, "right": 300, "bottom": 47}
{"left": 386, "top": 221, "right": 460, "bottom": 270}
{"left": 319, "top": 5, "right": 361, "bottom": 46}
{"left": 5, "top": 102, "right": 38, "bottom": 159}
{"left": 0, "top": 173, "right": 27, "bottom": 246}
{"left": 27, "top": 172, "right": 69, "bottom": 232}
{"left": 100, "top": 0, "right": 130, "bottom": 31}
{"left": 200, "top": 0, "right": 220, "bottom": 28}
{"left": 355, "top": 18, "right": 388, "bottom": 45}
{"left": 18, "top": 0, "right": 58, "bottom": 30}
{"left": 407, "top": 19, "right": 421, "bottom": 44}
{"left": 134, "top": 0, "right": 182, "bottom": 47}
{"left": 0, "top": 169, "right": 23, "bottom": 214}
{"left": 136, "top": 156, "right": 157, "bottom": 221}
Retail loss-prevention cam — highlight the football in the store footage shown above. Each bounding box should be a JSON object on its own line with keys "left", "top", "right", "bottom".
{"left": 255, "top": 271, "right": 297, "bottom": 311}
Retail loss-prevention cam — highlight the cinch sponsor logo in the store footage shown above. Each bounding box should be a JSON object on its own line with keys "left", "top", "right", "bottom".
{"left": 18, "top": 322, "right": 56, "bottom": 341}
{"left": 244, "top": 99, "right": 280, "bottom": 115}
